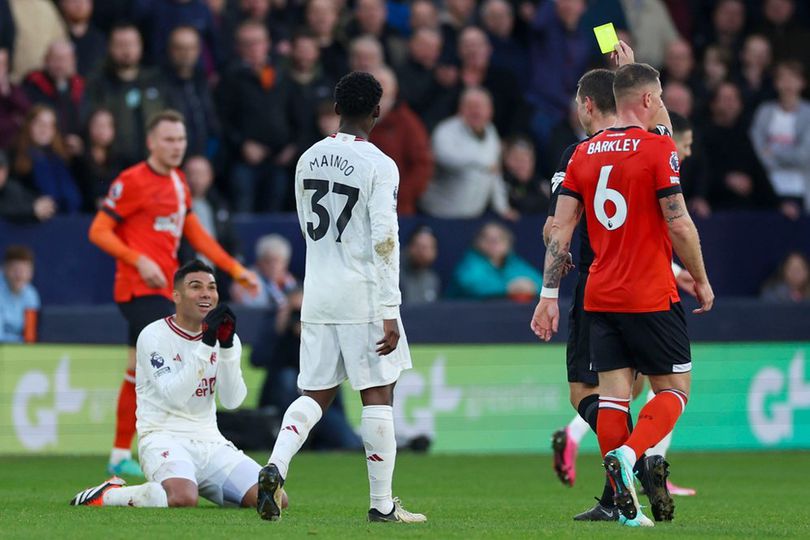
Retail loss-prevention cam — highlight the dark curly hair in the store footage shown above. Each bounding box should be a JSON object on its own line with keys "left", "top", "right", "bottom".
{"left": 334, "top": 71, "right": 382, "bottom": 119}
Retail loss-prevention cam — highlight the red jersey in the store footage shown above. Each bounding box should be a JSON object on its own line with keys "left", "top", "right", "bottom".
{"left": 102, "top": 162, "right": 192, "bottom": 302}
{"left": 561, "top": 127, "right": 682, "bottom": 312}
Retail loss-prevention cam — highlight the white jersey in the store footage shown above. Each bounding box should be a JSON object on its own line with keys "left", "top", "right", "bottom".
{"left": 295, "top": 132, "right": 402, "bottom": 323}
{"left": 135, "top": 316, "right": 247, "bottom": 442}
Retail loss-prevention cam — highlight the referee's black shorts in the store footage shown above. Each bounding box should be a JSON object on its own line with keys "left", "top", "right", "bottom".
{"left": 117, "top": 295, "right": 174, "bottom": 346}
{"left": 589, "top": 302, "right": 692, "bottom": 375}
{"left": 566, "top": 272, "right": 599, "bottom": 386}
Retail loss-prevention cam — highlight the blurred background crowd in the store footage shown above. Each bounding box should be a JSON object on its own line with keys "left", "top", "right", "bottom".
{"left": 2, "top": 0, "right": 810, "bottom": 344}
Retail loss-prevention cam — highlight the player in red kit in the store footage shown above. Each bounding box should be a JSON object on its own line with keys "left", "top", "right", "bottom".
{"left": 89, "top": 110, "right": 259, "bottom": 476}
{"left": 531, "top": 64, "right": 713, "bottom": 527}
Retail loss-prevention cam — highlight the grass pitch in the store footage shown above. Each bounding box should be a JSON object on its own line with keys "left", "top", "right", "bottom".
{"left": 1, "top": 451, "right": 808, "bottom": 539}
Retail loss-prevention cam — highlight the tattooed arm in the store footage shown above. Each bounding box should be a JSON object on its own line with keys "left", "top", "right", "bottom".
{"left": 543, "top": 195, "right": 582, "bottom": 287}
{"left": 659, "top": 192, "right": 714, "bottom": 312}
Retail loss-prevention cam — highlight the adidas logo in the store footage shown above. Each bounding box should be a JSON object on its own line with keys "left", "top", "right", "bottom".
{"left": 283, "top": 425, "right": 300, "bottom": 435}
{"left": 367, "top": 454, "right": 384, "bottom": 462}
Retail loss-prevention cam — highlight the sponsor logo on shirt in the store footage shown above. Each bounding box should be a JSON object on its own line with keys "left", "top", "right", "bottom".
{"left": 150, "top": 352, "right": 164, "bottom": 369}
{"left": 153, "top": 212, "right": 183, "bottom": 237}
{"left": 670, "top": 151, "right": 680, "bottom": 173}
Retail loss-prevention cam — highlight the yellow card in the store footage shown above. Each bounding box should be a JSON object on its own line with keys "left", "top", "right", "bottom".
{"left": 593, "top": 23, "right": 619, "bottom": 54}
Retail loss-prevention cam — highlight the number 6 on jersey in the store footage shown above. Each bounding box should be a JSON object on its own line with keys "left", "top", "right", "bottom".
{"left": 594, "top": 165, "right": 627, "bottom": 230}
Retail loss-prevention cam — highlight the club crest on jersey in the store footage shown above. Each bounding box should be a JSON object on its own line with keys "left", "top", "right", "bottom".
{"left": 210, "top": 352, "right": 217, "bottom": 365}
{"left": 670, "top": 151, "right": 680, "bottom": 173}
{"left": 150, "top": 352, "right": 165, "bottom": 368}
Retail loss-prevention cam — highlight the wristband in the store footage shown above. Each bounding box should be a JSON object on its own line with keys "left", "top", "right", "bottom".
{"left": 540, "top": 287, "right": 559, "bottom": 299}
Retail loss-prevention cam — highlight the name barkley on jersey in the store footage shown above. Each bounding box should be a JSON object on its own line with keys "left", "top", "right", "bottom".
{"left": 585, "top": 138, "right": 641, "bottom": 154}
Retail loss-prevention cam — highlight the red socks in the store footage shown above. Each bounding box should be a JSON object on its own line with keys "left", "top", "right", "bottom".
{"left": 597, "top": 396, "right": 631, "bottom": 457}
{"left": 113, "top": 369, "right": 137, "bottom": 450}
{"left": 624, "top": 389, "right": 687, "bottom": 460}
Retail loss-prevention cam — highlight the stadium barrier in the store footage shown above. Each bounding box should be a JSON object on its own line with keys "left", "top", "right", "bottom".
{"left": 2, "top": 342, "right": 808, "bottom": 455}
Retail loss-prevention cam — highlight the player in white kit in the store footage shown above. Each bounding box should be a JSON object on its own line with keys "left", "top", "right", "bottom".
{"left": 257, "top": 72, "right": 425, "bottom": 524}
{"left": 70, "top": 260, "right": 281, "bottom": 509}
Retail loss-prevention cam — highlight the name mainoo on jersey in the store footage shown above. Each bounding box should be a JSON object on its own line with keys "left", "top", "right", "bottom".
{"left": 309, "top": 154, "right": 355, "bottom": 176}
{"left": 587, "top": 138, "right": 641, "bottom": 154}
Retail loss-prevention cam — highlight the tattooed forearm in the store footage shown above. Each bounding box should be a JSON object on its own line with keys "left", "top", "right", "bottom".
{"left": 544, "top": 238, "right": 571, "bottom": 288}
{"left": 663, "top": 194, "right": 685, "bottom": 223}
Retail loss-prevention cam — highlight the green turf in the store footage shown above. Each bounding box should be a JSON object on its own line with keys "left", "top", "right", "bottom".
{"left": 1, "top": 452, "right": 808, "bottom": 539}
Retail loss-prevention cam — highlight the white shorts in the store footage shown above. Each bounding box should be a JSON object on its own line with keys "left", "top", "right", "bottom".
{"left": 138, "top": 433, "right": 261, "bottom": 506}
{"left": 299, "top": 319, "right": 412, "bottom": 391}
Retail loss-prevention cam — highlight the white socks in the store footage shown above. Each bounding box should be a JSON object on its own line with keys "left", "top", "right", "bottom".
{"left": 269, "top": 396, "right": 323, "bottom": 479}
{"left": 646, "top": 389, "right": 672, "bottom": 457}
{"left": 109, "top": 448, "right": 132, "bottom": 465}
{"left": 103, "top": 483, "right": 168, "bottom": 507}
{"left": 567, "top": 413, "right": 591, "bottom": 444}
{"left": 362, "top": 405, "right": 396, "bottom": 515}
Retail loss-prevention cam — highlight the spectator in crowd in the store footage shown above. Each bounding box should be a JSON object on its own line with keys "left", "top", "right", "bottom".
{"left": 0, "top": 47, "right": 30, "bottom": 149}
{"left": 410, "top": 0, "right": 440, "bottom": 32}
{"left": 12, "top": 105, "right": 82, "bottom": 214}
{"left": 179, "top": 154, "right": 240, "bottom": 265}
{"left": 58, "top": 0, "right": 106, "bottom": 77}
{"left": 503, "top": 136, "right": 549, "bottom": 215}
{"left": 89, "top": 0, "right": 133, "bottom": 35}
{"left": 420, "top": 87, "right": 515, "bottom": 219}
{"left": 663, "top": 80, "right": 694, "bottom": 119}
{"left": 736, "top": 34, "right": 776, "bottom": 113}
{"left": 439, "top": 0, "right": 476, "bottom": 63}
{"left": 750, "top": 60, "right": 810, "bottom": 219}
{"left": 251, "top": 287, "right": 363, "bottom": 450}
{"left": 446, "top": 221, "right": 542, "bottom": 301}
{"left": 0, "top": 245, "right": 40, "bottom": 343}
{"left": 216, "top": 21, "right": 295, "bottom": 213}
{"left": 231, "top": 234, "right": 298, "bottom": 309}
{"left": 0, "top": 149, "right": 56, "bottom": 223}
{"left": 696, "top": 0, "right": 746, "bottom": 60}
{"left": 761, "top": 251, "right": 810, "bottom": 302}
{"left": 759, "top": 0, "right": 810, "bottom": 74}
{"left": 668, "top": 111, "right": 711, "bottom": 220}
{"left": 455, "top": 26, "right": 528, "bottom": 137}
{"left": 368, "top": 66, "right": 433, "bottom": 216}
{"left": 480, "top": 0, "right": 529, "bottom": 92}
{"left": 346, "top": 0, "right": 407, "bottom": 67}
{"left": 348, "top": 35, "right": 385, "bottom": 73}
{"left": 702, "top": 82, "right": 776, "bottom": 212}
{"left": 396, "top": 27, "right": 445, "bottom": 130}
{"left": 527, "top": 0, "right": 589, "bottom": 146}
{"left": 222, "top": 0, "right": 294, "bottom": 62}
{"left": 133, "top": 0, "right": 222, "bottom": 69}
{"left": 162, "top": 26, "right": 220, "bottom": 157}
{"left": 306, "top": 0, "right": 348, "bottom": 82}
{"left": 543, "top": 100, "right": 582, "bottom": 180}
{"left": 619, "top": 0, "right": 680, "bottom": 68}
{"left": 283, "top": 31, "right": 333, "bottom": 178}
{"left": 84, "top": 23, "right": 167, "bottom": 166}
{"left": 23, "top": 40, "right": 85, "bottom": 157}
{"left": 72, "top": 107, "right": 124, "bottom": 210}
{"left": 8, "top": 0, "right": 67, "bottom": 83}
{"left": 660, "top": 39, "right": 700, "bottom": 91}
{"left": 695, "top": 44, "right": 732, "bottom": 109}
{"left": 401, "top": 225, "right": 440, "bottom": 305}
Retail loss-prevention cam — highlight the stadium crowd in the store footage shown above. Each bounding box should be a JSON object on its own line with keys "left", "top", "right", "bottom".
{"left": 2, "top": 0, "right": 810, "bottom": 326}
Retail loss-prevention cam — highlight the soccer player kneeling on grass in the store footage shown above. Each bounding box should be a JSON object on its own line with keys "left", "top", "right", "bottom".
{"left": 70, "top": 260, "right": 285, "bottom": 509}
{"left": 256, "top": 72, "right": 425, "bottom": 524}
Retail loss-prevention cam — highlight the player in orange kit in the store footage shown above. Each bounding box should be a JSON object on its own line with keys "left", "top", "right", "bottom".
{"left": 88, "top": 109, "right": 258, "bottom": 476}
{"left": 532, "top": 63, "right": 713, "bottom": 526}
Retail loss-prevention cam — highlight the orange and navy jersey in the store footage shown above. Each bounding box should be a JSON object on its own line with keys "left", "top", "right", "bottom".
{"left": 561, "top": 126, "right": 682, "bottom": 313}
{"left": 102, "top": 162, "right": 192, "bottom": 302}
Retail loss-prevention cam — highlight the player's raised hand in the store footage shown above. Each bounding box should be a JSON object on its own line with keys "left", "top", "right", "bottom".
{"left": 376, "top": 319, "right": 400, "bottom": 356}
{"left": 234, "top": 266, "right": 260, "bottom": 296}
{"left": 612, "top": 40, "right": 635, "bottom": 67}
{"left": 216, "top": 304, "right": 237, "bottom": 348}
{"left": 135, "top": 255, "right": 168, "bottom": 289}
{"left": 530, "top": 297, "right": 559, "bottom": 342}
{"left": 692, "top": 280, "right": 715, "bottom": 314}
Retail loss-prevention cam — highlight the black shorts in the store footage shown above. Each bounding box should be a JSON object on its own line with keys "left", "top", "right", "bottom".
{"left": 566, "top": 272, "right": 599, "bottom": 386}
{"left": 589, "top": 302, "right": 692, "bottom": 375}
{"left": 117, "top": 295, "right": 174, "bottom": 346}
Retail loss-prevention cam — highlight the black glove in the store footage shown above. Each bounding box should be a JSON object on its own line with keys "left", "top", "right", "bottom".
{"left": 216, "top": 305, "right": 237, "bottom": 348}
{"left": 201, "top": 304, "right": 229, "bottom": 346}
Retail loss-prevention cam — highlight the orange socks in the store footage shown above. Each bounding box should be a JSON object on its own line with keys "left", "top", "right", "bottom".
{"left": 624, "top": 389, "right": 687, "bottom": 461}
{"left": 597, "top": 396, "right": 631, "bottom": 457}
{"left": 113, "top": 369, "right": 137, "bottom": 451}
